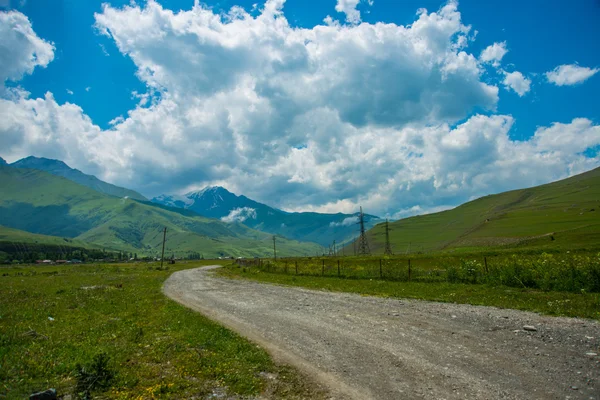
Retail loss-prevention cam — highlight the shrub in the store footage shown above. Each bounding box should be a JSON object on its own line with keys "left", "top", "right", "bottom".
{"left": 74, "top": 353, "right": 115, "bottom": 399}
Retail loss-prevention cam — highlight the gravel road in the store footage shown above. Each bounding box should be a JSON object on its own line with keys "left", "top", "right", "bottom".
{"left": 163, "top": 266, "right": 599, "bottom": 400}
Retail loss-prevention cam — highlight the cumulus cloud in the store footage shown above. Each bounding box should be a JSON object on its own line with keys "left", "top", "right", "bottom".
{"left": 221, "top": 207, "right": 258, "bottom": 223}
{"left": 335, "top": 0, "right": 361, "bottom": 24}
{"left": 0, "top": 10, "right": 54, "bottom": 90}
{"left": 502, "top": 70, "right": 531, "bottom": 96}
{"left": 1, "top": 3, "right": 599, "bottom": 220}
{"left": 329, "top": 216, "right": 359, "bottom": 227}
{"left": 479, "top": 41, "right": 507, "bottom": 67}
{"left": 546, "top": 64, "right": 599, "bottom": 86}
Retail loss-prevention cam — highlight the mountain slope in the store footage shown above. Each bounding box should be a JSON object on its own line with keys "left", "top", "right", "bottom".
{"left": 0, "top": 166, "right": 322, "bottom": 257}
{"left": 0, "top": 225, "right": 95, "bottom": 249}
{"left": 361, "top": 167, "right": 600, "bottom": 254}
{"left": 152, "top": 187, "right": 380, "bottom": 246}
{"left": 11, "top": 156, "right": 148, "bottom": 201}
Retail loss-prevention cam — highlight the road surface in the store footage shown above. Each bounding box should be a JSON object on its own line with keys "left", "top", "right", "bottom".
{"left": 163, "top": 266, "right": 599, "bottom": 399}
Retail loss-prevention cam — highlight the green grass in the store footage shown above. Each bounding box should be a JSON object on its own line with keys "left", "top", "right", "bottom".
{"left": 0, "top": 260, "right": 322, "bottom": 399}
{"left": 220, "top": 262, "right": 600, "bottom": 320}
{"left": 359, "top": 166, "right": 600, "bottom": 254}
{"left": 257, "top": 252, "right": 600, "bottom": 293}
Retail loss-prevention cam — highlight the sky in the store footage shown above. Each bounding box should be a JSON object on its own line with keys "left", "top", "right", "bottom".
{"left": 0, "top": 0, "right": 599, "bottom": 219}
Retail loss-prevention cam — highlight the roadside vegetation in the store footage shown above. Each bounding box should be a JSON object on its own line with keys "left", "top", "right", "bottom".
{"left": 0, "top": 260, "right": 322, "bottom": 399}
{"left": 221, "top": 252, "right": 600, "bottom": 320}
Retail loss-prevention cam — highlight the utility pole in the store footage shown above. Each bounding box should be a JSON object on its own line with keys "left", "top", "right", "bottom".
{"left": 333, "top": 240, "right": 336, "bottom": 256}
{"left": 384, "top": 219, "right": 393, "bottom": 256}
{"left": 160, "top": 227, "right": 167, "bottom": 269}
{"left": 272, "top": 235, "right": 277, "bottom": 260}
{"left": 357, "top": 206, "right": 370, "bottom": 256}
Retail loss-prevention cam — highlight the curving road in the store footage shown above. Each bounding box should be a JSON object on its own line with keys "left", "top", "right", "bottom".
{"left": 163, "top": 266, "right": 599, "bottom": 399}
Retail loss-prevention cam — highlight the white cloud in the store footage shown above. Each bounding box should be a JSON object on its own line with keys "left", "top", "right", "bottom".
{"left": 502, "top": 70, "right": 531, "bottom": 96}
{"left": 0, "top": 10, "right": 54, "bottom": 91}
{"left": 329, "top": 216, "right": 358, "bottom": 227}
{"left": 479, "top": 41, "right": 507, "bottom": 67}
{"left": 546, "top": 64, "right": 599, "bottom": 86}
{"left": 221, "top": 207, "right": 257, "bottom": 223}
{"left": 335, "top": 0, "right": 361, "bottom": 24}
{"left": 66, "top": 89, "right": 74, "bottom": 95}
{"left": 1, "top": 3, "right": 599, "bottom": 219}
{"left": 85, "top": 87, "right": 91, "bottom": 92}
{"left": 99, "top": 43, "right": 110, "bottom": 56}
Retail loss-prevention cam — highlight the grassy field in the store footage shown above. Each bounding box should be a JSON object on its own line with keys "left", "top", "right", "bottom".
{"left": 356, "top": 166, "right": 600, "bottom": 254}
{"left": 0, "top": 260, "right": 323, "bottom": 399}
{"left": 223, "top": 254, "right": 600, "bottom": 320}
{"left": 252, "top": 251, "right": 600, "bottom": 292}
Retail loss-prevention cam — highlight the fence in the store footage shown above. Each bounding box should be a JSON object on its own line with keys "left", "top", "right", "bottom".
{"left": 236, "top": 253, "right": 600, "bottom": 293}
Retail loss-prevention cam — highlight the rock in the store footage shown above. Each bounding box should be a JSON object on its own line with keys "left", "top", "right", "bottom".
{"left": 570, "top": 385, "right": 578, "bottom": 390}
{"left": 29, "top": 388, "right": 57, "bottom": 400}
{"left": 523, "top": 325, "right": 537, "bottom": 332}
{"left": 585, "top": 352, "right": 597, "bottom": 357}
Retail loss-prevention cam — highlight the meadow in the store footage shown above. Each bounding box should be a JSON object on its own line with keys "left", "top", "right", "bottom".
{"left": 0, "top": 260, "right": 321, "bottom": 399}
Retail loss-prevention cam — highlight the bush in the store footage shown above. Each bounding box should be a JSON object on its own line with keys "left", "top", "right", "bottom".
{"left": 74, "top": 353, "right": 115, "bottom": 399}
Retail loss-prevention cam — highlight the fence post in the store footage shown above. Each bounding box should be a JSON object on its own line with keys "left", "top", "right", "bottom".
{"left": 484, "top": 257, "right": 489, "bottom": 274}
{"left": 322, "top": 259, "right": 325, "bottom": 276}
{"left": 338, "top": 259, "right": 340, "bottom": 277}
{"left": 295, "top": 261, "right": 298, "bottom": 275}
{"left": 408, "top": 259, "right": 411, "bottom": 282}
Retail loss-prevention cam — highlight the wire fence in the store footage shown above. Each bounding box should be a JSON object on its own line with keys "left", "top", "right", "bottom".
{"left": 236, "top": 253, "right": 600, "bottom": 293}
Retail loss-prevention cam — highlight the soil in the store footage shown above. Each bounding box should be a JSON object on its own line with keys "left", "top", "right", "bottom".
{"left": 163, "top": 266, "right": 600, "bottom": 400}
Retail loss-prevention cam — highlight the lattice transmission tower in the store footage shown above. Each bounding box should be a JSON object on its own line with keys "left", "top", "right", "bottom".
{"left": 357, "top": 206, "right": 370, "bottom": 256}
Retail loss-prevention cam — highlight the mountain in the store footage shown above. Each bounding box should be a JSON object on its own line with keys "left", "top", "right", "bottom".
{"left": 10, "top": 156, "right": 148, "bottom": 201}
{"left": 359, "top": 167, "right": 600, "bottom": 254}
{"left": 0, "top": 157, "right": 6, "bottom": 166}
{"left": 0, "top": 165, "right": 322, "bottom": 258}
{"left": 152, "top": 187, "right": 380, "bottom": 246}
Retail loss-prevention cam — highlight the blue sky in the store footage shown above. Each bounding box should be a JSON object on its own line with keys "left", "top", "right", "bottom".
{"left": 1, "top": 0, "right": 599, "bottom": 217}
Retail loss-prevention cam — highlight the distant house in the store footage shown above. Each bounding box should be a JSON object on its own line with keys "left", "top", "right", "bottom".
{"left": 56, "top": 260, "right": 68, "bottom": 264}
{"left": 70, "top": 259, "right": 82, "bottom": 264}
{"left": 42, "top": 260, "right": 52, "bottom": 264}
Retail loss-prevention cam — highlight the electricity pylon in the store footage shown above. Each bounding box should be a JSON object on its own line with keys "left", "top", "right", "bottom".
{"left": 384, "top": 219, "right": 393, "bottom": 256}
{"left": 357, "top": 206, "right": 370, "bottom": 256}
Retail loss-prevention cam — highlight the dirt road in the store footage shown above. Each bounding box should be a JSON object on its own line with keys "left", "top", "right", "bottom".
{"left": 163, "top": 266, "right": 599, "bottom": 399}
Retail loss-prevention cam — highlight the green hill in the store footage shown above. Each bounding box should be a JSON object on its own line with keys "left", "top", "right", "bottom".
{"left": 10, "top": 156, "right": 148, "bottom": 201}
{"left": 0, "top": 225, "right": 94, "bottom": 248}
{"left": 360, "top": 167, "right": 600, "bottom": 254}
{"left": 0, "top": 166, "right": 322, "bottom": 258}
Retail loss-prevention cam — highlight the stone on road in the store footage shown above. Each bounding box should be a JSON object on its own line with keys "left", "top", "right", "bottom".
{"left": 163, "top": 266, "right": 599, "bottom": 400}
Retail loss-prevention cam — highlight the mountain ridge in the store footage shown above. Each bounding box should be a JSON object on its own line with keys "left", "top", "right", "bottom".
{"left": 0, "top": 165, "right": 322, "bottom": 258}
{"left": 10, "top": 156, "right": 148, "bottom": 201}
{"left": 152, "top": 187, "right": 380, "bottom": 246}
